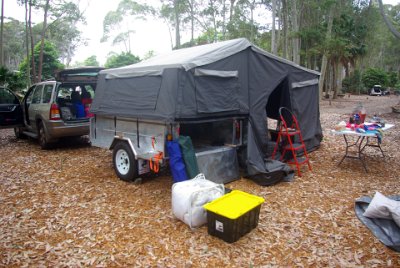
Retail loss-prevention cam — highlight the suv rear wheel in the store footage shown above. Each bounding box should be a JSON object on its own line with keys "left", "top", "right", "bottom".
{"left": 38, "top": 121, "right": 51, "bottom": 149}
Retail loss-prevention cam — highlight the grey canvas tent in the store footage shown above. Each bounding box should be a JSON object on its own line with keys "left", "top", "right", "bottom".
{"left": 91, "top": 38, "right": 322, "bottom": 177}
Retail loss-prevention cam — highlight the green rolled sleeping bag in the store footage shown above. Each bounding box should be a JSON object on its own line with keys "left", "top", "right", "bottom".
{"left": 178, "top": 136, "right": 200, "bottom": 179}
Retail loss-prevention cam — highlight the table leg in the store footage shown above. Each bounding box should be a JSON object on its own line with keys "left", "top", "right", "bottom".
{"left": 360, "top": 137, "right": 385, "bottom": 158}
{"left": 358, "top": 136, "right": 368, "bottom": 172}
{"left": 338, "top": 134, "right": 368, "bottom": 172}
{"left": 338, "top": 134, "right": 351, "bottom": 165}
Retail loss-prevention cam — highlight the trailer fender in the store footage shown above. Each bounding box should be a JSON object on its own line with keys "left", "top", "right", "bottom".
{"left": 109, "top": 136, "right": 138, "bottom": 159}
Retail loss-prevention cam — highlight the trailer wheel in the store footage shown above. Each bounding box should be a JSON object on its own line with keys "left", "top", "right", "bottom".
{"left": 112, "top": 141, "right": 138, "bottom": 181}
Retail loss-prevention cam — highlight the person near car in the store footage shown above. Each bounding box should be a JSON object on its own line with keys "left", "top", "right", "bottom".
{"left": 81, "top": 88, "right": 94, "bottom": 118}
{"left": 71, "top": 89, "right": 85, "bottom": 118}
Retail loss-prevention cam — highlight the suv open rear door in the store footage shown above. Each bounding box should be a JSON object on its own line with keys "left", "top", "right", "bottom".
{"left": 55, "top": 67, "right": 104, "bottom": 83}
{"left": 0, "top": 87, "right": 23, "bottom": 128}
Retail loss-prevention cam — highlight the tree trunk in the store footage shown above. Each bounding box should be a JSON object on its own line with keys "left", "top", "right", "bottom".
{"left": 250, "top": 0, "right": 255, "bottom": 42}
{"left": 163, "top": 17, "right": 174, "bottom": 50}
{"left": 291, "top": 0, "right": 300, "bottom": 64}
{"left": 222, "top": 0, "right": 227, "bottom": 40}
{"left": 333, "top": 61, "right": 341, "bottom": 99}
{"left": 65, "top": 46, "right": 72, "bottom": 67}
{"left": 24, "top": 1, "right": 31, "bottom": 86}
{"left": 29, "top": 0, "right": 36, "bottom": 83}
{"left": 229, "top": 0, "right": 236, "bottom": 22}
{"left": 189, "top": 0, "right": 195, "bottom": 44}
{"left": 318, "top": 5, "right": 334, "bottom": 101}
{"left": 271, "top": 0, "right": 277, "bottom": 55}
{"left": 282, "top": 0, "right": 288, "bottom": 59}
{"left": 0, "top": 0, "right": 4, "bottom": 66}
{"left": 276, "top": 0, "right": 282, "bottom": 55}
{"left": 37, "top": 0, "right": 50, "bottom": 82}
{"left": 211, "top": 0, "right": 217, "bottom": 42}
{"left": 174, "top": 0, "right": 181, "bottom": 48}
{"left": 329, "top": 62, "right": 335, "bottom": 105}
{"left": 377, "top": 0, "right": 400, "bottom": 39}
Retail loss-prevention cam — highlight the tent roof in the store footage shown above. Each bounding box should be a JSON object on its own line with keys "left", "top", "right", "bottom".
{"left": 101, "top": 38, "right": 319, "bottom": 78}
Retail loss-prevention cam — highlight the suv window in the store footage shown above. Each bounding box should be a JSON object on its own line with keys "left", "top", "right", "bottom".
{"left": 32, "top": 85, "right": 44, "bottom": 104}
{"left": 57, "top": 86, "right": 73, "bottom": 100}
{"left": 42, "top": 84, "right": 54, "bottom": 103}
{"left": 25, "top": 85, "right": 36, "bottom": 104}
{"left": 82, "top": 85, "right": 95, "bottom": 98}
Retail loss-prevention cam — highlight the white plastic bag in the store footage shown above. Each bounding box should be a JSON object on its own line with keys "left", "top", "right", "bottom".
{"left": 363, "top": 192, "right": 400, "bottom": 227}
{"left": 172, "top": 173, "right": 224, "bottom": 228}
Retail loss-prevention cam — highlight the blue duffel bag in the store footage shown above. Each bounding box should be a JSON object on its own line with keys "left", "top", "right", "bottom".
{"left": 167, "top": 140, "right": 188, "bottom": 183}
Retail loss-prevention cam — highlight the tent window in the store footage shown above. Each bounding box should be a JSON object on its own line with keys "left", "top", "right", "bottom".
{"left": 194, "top": 69, "right": 240, "bottom": 114}
{"left": 105, "top": 76, "right": 162, "bottom": 110}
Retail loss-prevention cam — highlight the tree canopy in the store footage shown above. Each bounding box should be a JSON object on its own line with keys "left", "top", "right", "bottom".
{"left": 83, "top": 56, "right": 100, "bottom": 67}
{"left": 0, "top": 0, "right": 399, "bottom": 95}
{"left": 104, "top": 52, "right": 140, "bottom": 68}
{"left": 362, "top": 68, "right": 388, "bottom": 89}
{"left": 19, "top": 40, "right": 64, "bottom": 81}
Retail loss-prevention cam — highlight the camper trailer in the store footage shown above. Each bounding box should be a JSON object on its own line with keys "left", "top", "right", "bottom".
{"left": 90, "top": 38, "right": 322, "bottom": 183}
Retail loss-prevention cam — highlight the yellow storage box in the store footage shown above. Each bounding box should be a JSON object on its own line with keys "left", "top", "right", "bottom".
{"left": 203, "top": 190, "right": 265, "bottom": 243}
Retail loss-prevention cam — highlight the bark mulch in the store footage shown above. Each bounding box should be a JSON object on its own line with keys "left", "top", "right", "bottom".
{"left": 1, "top": 95, "right": 399, "bottom": 267}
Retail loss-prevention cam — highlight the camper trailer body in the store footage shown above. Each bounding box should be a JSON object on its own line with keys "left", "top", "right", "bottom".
{"left": 90, "top": 115, "right": 244, "bottom": 182}
{"left": 89, "top": 38, "right": 322, "bottom": 183}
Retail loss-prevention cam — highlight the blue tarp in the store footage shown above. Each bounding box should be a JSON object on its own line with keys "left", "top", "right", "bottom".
{"left": 355, "top": 195, "right": 400, "bottom": 252}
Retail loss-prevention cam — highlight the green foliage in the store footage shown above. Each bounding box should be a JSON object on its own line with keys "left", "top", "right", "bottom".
{"left": 104, "top": 52, "right": 140, "bottom": 68}
{"left": 362, "top": 3, "right": 400, "bottom": 73}
{"left": 361, "top": 68, "right": 388, "bottom": 89}
{"left": 19, "top": 41, "right": 64, "bottom": 82}
{"left": 46, "top": 21, "right": 84, "bottom": 66}
{"left": 338, "top": 12, "right": 367, "bottom": 53}
{"left": 342, "top": 70, "right": 362, "bottom": 94}
{"left": 101, "top": 10, "right": 124, "bottom": 43}
{"left": 83, "top": 56, "right": 100, "bottom": 67}
{"left": 47, "top": 0, "right": 82, "bottom": 22}
{"left": 142, "top": 50, "right": 155, "bottom": 60}
{"left": 2, "top": 18, "right": 26, "bottom": 70}
{"left": 226, "top": 18, "right": 259, "bottom": 42}
{"left": 4, "top": 0, "right": 399, "bottom": 89}
{"left": 387, "top": 71, "right": 399, "bottom": 87}
{"left": 3, "top": 1, "right": 84, "bottom": 69}
{"left": 102, "top": 0, "right": 154, "bottom": 51}
{"left": 30, "top": 0, "right": 84, "bottom": 66}
{"left": 0, "top": 66, "right": 25, "bottom": 92}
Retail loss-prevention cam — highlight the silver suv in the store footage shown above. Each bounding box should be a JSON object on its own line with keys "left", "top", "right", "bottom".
{"left": 0, "top": 67, "right": 103, "bottom": 149}
{"left": 369, "top": 85, "right": 382, "bottom": 96}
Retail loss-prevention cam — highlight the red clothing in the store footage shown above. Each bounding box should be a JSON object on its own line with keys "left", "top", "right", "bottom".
{"left": 81, "top": 98, "right": 93, "bottom": 117}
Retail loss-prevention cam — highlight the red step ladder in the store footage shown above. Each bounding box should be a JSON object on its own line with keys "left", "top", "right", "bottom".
{"left": 271, "top": 107, "right": 311, "bottom": 176}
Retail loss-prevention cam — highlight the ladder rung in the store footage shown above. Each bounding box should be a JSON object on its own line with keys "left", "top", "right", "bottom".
{"left": 284, "top": 143, "right": 304, "bottom": 150}
{"left": 276, "top": 108, "right": 311, "bottom": 177}
{"left": 281, "top": 130, "right": 300, "bottom": 136}
{"left": 287, "top": 157, "right": 309, "bottom": 165}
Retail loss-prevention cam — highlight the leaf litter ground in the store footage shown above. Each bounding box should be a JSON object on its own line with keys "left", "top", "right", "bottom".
{"left": 1, "top": 95, "right": 399, "bottom": 267}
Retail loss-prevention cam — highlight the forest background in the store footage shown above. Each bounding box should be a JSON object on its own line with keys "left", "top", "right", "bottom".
{"left": 0, "top": 0, "right": 399, "bottom": 100}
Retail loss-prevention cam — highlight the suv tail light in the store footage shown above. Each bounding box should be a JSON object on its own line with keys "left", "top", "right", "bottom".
{"left": 50, "top": 103, "right": 61, "bottom": 120}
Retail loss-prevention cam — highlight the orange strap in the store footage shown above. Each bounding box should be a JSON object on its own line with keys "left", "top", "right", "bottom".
{"left": 149, "top": 151, "right": 163, "bottom": 173}
{"left": 150, "top": 136, "right": 162, "bottom": 172}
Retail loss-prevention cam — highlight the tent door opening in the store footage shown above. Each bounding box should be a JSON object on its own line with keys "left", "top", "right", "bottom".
{"left": 265, "top": 77, "right": 291, "bottom": 157}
